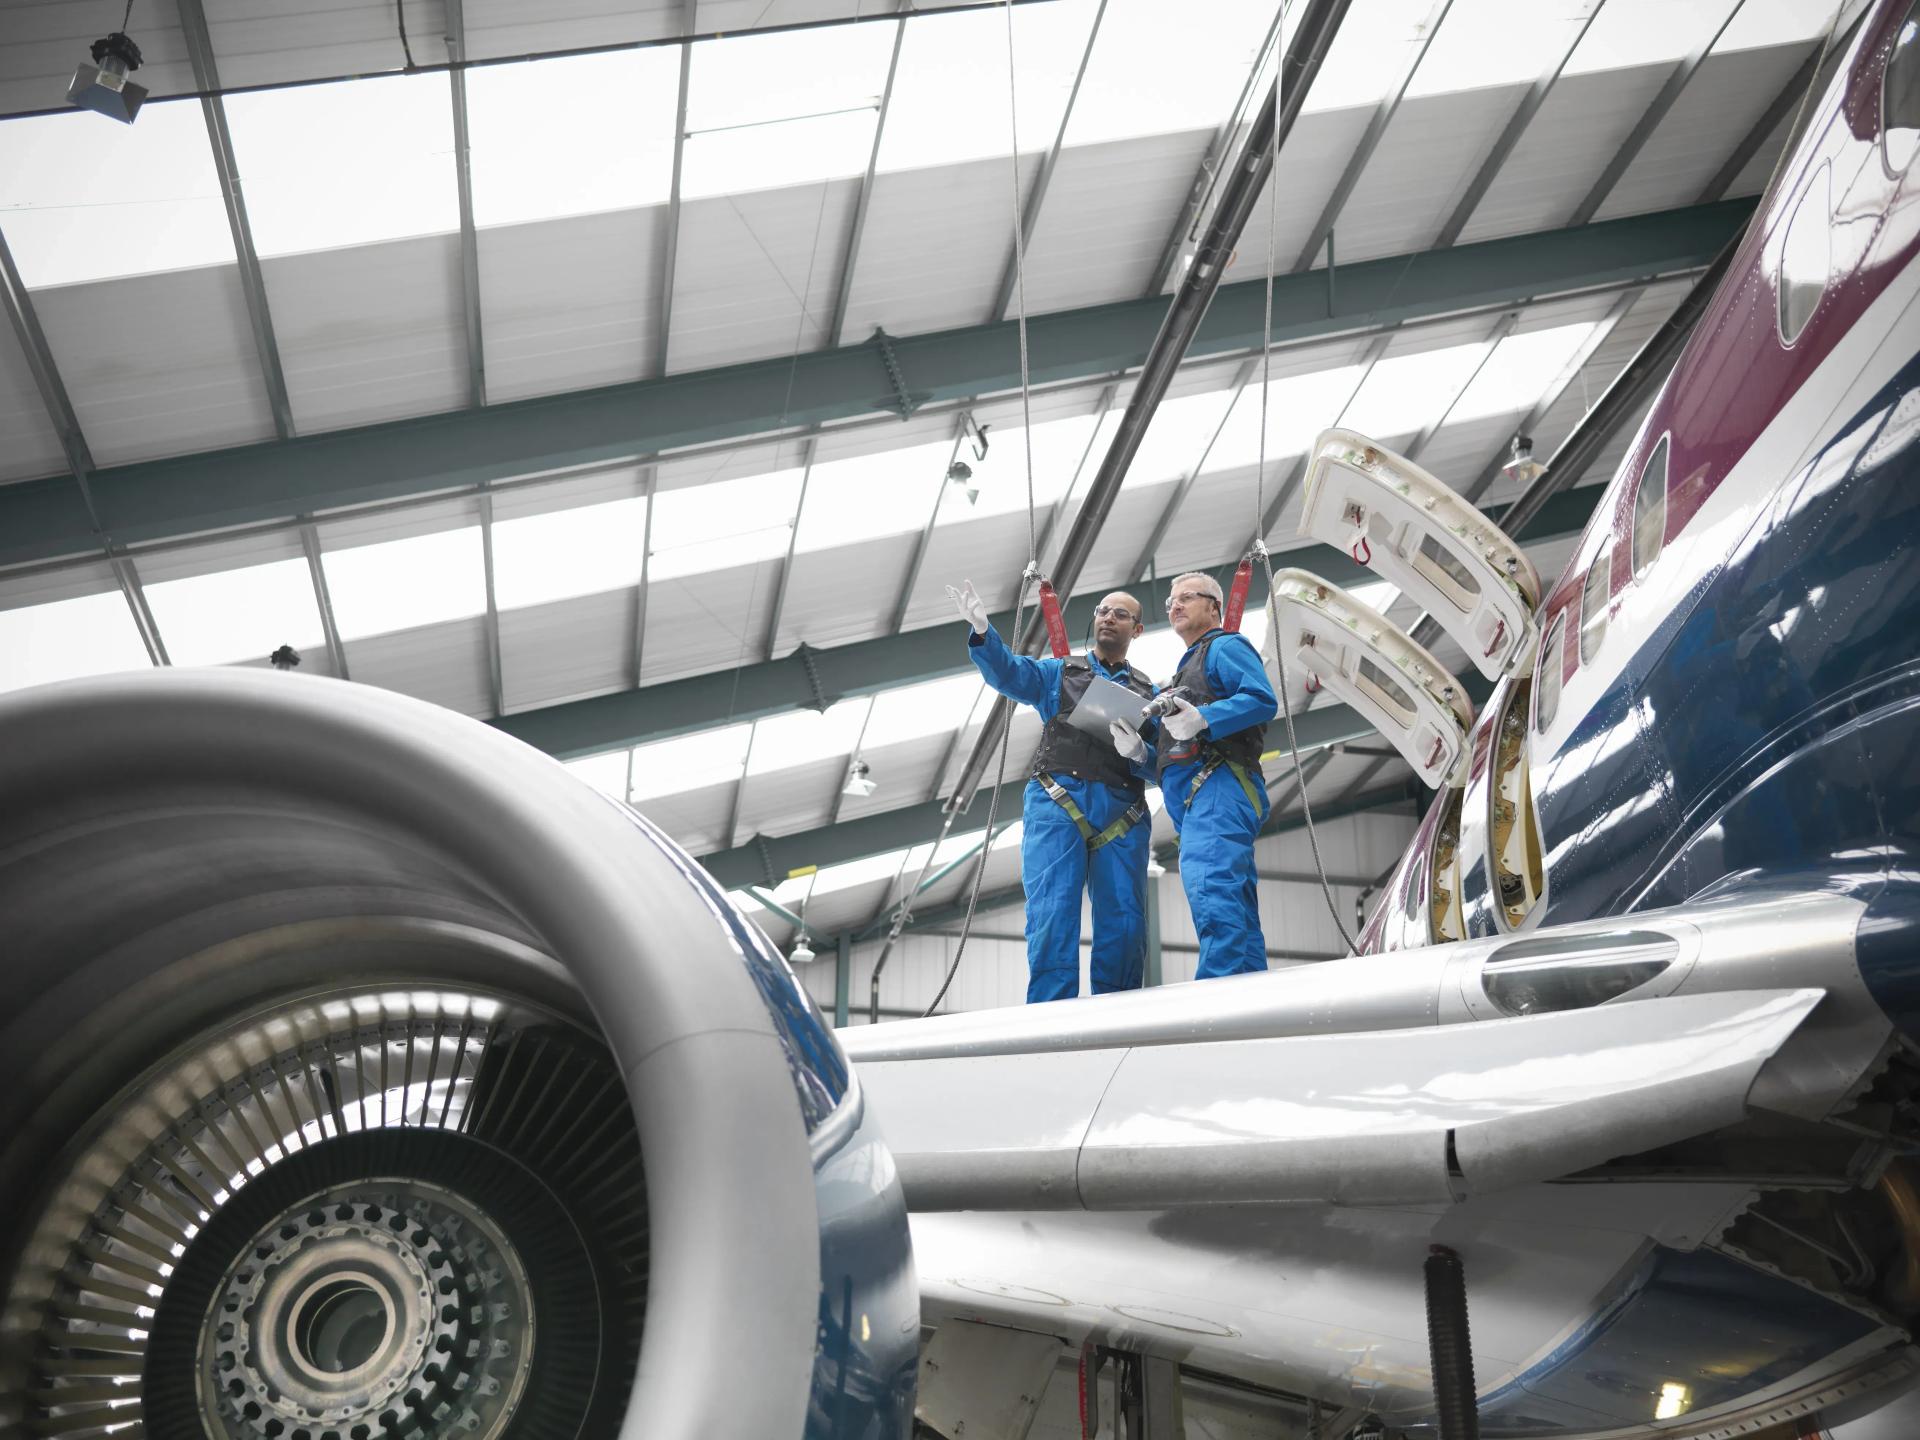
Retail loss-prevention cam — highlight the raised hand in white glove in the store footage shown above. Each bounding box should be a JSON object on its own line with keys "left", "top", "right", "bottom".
{"left": 1162, "top": 696, "right": 1207, "bottom": 742}
{"left": 946, "top": 579, "right": 989, "bottom": 636}
{"left": 1108, "top": 719, "right": 1147, "bottom": 762}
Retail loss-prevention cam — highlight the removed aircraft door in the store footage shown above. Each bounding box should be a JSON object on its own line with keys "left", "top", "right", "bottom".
{"left": 1298, "top": 428, "right": 1539, "bottom": 679}
{"left": 1266, "top": 568, "right": 1473, "bottom": 788}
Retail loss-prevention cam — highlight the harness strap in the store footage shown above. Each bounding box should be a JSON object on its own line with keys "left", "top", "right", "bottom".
{"left": 1037, "top": 773, "right": 1148, "bottom": 851}
{"left": 1183, "top": 751, "right": 1265, "bottom": 815}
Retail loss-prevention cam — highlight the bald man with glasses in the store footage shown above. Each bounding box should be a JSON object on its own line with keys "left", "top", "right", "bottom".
{"left": 948, "top": 581, "right": 1158, "bottom": 1001}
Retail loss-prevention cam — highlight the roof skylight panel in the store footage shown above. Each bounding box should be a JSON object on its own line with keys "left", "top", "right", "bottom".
{"left": 1450, "top": 322, "right": 1598, "bottom": 422}
{"left": 630, "top": 721, "right": 753, "bottom": 801}
{"left": 320, "top": 527, "right": 489, "bottom": 640}
{"left": 224, "top": 71, "right": 459, "bottom": 255}
{"left": 1715, "top": 0, "right": 1835, "bottom": 52}
{"left": 794, "top": 438, "right": 949, "bottom": 551}
{"left": 1118, "top": 388, "right": 1242, "bottom": 491}
{"left": 1201, "top": 365, "right": 1371, "bottom": 474}
{"left": 680, "top": 23, "right": 896, "bottom": 196}
{"left": 1404, "top": 0, "right": 1597, "bottom": 98}
{"left": 465, "top": 49, "right": 681, "bottom": 223}
{"left": 965, "top": 410, "right": 1102, "bottom": 515}
{"left": 1303, "top": 0, "right": 1439, "bottom": 111}
{"left": 1063, "top": 0, "right": 1276, "bottom": 146}
{"left": 0, "top": 591, "right": 152, "bottom": 692}
{"left": 875, "top": 0, "right": 1097, "bottom": 171}
{"left": 0, "top": 103, "right": 236, "bottom": 287}
{"left": 749, "top": 698, "right": 872, "bottom": 775}
{"left": 142, "top": 558, "right": 324, "bottom": 668}
{"left": 1564, "top": 0, "right": 1735, "bottom": 75}
{"left": 490, "top": 495, "right": 649, "bottom": 610}
{"left": 864, "top": 672, "right": 991, "bottom": 749}
{"left": 1342, "top": 345, "right": 1490, "bottom": 440}
{"left": 648, "top": 468, "right": 804, "bottom": 580}
{"left": 564, "top": 749, "right": 632, "bottom": 802}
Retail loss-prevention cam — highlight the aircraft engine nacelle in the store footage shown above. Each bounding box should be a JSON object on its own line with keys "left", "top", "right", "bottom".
{"left": 0, "top": 670, "right": 918, "bottom": 1440}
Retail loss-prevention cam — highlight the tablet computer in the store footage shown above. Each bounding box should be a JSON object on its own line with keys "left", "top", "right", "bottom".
{"left": 1064, "top": 673, "right": 1153, "bottom": 738}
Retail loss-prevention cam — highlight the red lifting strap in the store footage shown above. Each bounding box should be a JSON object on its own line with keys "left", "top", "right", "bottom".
{"left": 1037, "top": 579, "right": 1071, "bottom": 658}
{"left": 1222, "top": 556, "right": 1253, "bottom": 633}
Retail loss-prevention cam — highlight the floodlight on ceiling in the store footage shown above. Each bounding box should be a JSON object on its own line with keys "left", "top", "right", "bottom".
{"left": 1502, "top": 433, "right": 1546, "bottom": 487}
{"left": 68, "top": 31, "right": 147, "bottom": 124}
{"left": 946, "top": 460, "right": 980, "bottom": 506}
{"left": 789, "top": 936, "right": 817, "bottom": 965}
{"left": 842, "top": 757, "right": 877, "bottom": 799}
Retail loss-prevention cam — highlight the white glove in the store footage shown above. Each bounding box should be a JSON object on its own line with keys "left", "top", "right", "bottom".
{"left": 1109, "top": 719, "right": 1146, "bottom": 762}
{"left": 946, "top": 579, "right": 989, "bottom": 636}
{"left": 1162, "top": 696, "right": 1207, "bottom": 742}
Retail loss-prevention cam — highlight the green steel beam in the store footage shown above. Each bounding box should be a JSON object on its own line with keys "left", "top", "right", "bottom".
{"left": 0, "top": 201, "right": 1751, "bottom": 569}
{"left": 497, "top": 481, "right": 1605, "bottom": 761}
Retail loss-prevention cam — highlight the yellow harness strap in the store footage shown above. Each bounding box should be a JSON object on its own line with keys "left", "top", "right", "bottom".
{"left": 1037, "top": 773, "right": 1148, "bottom": 851}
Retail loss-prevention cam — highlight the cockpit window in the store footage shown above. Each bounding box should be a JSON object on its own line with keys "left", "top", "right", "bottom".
{"left": 1885, "top": 4, "right": 1919, "bottom": 174}
{"left": 1631, "top": 435, "right": 1669, "bottom": 581}
{"left": 1777, "top": 162, "right": 1830, "bottom": 345}
{"left": 1579, "top": 545, "right": 1610, "bottom": 665}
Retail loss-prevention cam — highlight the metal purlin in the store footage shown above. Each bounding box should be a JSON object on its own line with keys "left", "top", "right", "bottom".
{"left": 0, "top": 228, "right": 169, "bottom": 666}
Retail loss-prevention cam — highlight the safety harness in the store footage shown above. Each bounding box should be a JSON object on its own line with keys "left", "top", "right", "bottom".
{"left": 1035, "top": 774, "right": 1150, "bottom": 850}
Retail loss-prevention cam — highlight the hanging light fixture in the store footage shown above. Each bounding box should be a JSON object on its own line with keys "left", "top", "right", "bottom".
{"left": 68, "top": 18, "right": 148, "bottom": 125}
{"left": 842, "top": 758, "right": 877, "bottom": 798}
{"left": 1501, "top": 433, "right": 1546, "bottom": 486}
{"left": 946, "top": 459, "right": 980, "bottom": 505}
{"left": 790, "top": 936, "right": 817, "bottom": 965}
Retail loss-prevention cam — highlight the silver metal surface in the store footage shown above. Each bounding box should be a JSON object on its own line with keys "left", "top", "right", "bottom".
{"left": 864, "top": 988, "right": 1822, "bottom": 1212}
{"left": 916, "top": 1321, "right": 1063, "bottom": 1440}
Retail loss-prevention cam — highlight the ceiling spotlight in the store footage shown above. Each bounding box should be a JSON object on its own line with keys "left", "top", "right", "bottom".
{"left": 68, "top": 31, "right": 147, "bottom": 124}
{"left": 269, "top": 644, "right": 302, "bottom": 671}
{"left": 1502, "top": 433, "right": 1546, "bottom": 486}
{"left": 946, "top": 459, "right": 980, "bottom": 506}
{"left": 790, "top": 936, "right": 817, "bottom": 965}
{"left": 842, "top": 757, "right": 877, "bottom": 799}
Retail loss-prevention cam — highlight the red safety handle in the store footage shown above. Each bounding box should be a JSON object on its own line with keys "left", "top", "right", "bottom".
{"left": 1038, "top": 579, "right": 1071, "bottom": 658}
{"left": 1223, "top": 556, "right": 1253, "bottom": 633}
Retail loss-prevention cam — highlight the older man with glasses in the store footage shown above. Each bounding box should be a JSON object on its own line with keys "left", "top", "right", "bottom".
{"left": 947, "top": 580, "right": 1158, "bottom": 1001}
{"left": 1151, "top": 571, "right": 1278, "bottom": 979}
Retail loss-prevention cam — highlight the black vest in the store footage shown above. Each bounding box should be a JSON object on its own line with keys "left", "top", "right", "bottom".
{"left": 1155, "top": 631, "right": 1267, "bottom": 783}
{"left": 1031, "top": 655, "right": 1155, "bottom": 798}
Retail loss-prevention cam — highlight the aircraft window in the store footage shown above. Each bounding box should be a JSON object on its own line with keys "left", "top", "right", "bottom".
{"left": 1535, "top": 613, "right": 1565, "bottom": 734}
{"left": 1777, "top": 162, "right": 1830, "bottom": 344}
{"left": 1579, "top": 545, "right": 1610, "bottom": 665}
{"left": 1356, "top": 656, "right": 1417, "bottom": 722}
{"left": 1482, "top": 930, "right": 1679, "bottom": 1017}
{"left": 1427, "top": 787, "right": 1465, "bottom": 944}
{"left": 1490, "top": 679, "right": 1546, "bottom": 931}
{"left": 1885, "top": 4, "right": 1919, "bottom": 174}
{"left": 1412, "top": 532, "right": 1482, "bottom": 612}
{"left": 1631, "top": 436, "right": 1669, "bottom": 581}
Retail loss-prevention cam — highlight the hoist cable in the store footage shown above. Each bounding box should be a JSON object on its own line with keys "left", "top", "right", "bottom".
{"left": 918, "top": 0, "right": 1039, "bottom": 1014}
{"left": 1251, "top": 11, "right": 1359, "bottom": 956}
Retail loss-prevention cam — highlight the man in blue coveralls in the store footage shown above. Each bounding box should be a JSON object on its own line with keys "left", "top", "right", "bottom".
{"left": 1153, "top": 571, "right": 1278, "bottom": 978}
{"left": 947, "top": 579, "right": 1157, "bottom": 1002}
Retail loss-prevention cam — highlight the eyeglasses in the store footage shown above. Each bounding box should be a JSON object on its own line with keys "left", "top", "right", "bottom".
{"left": 1165, "top": 590, "right": 1218, "bottom": 611}
{"left": 1091, "top": 605, "right": 1138, "bottom": 621}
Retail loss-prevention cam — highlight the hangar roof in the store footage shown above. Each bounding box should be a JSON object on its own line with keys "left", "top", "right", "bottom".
{"left": 0, "top": 0, "right": 1840, "bottom": 929}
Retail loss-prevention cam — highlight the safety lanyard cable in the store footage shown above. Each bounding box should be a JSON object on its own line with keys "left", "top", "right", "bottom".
{"left": 1252, "top": 8, "right": 1359, "bottom": 957}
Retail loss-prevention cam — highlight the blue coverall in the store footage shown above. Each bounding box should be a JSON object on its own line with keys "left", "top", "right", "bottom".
{"left": 1158, "top": 627, "right": 1278, "bottom": 979}
{"left": 967, "top": 625, "right": 1154, "bottom": 1002}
